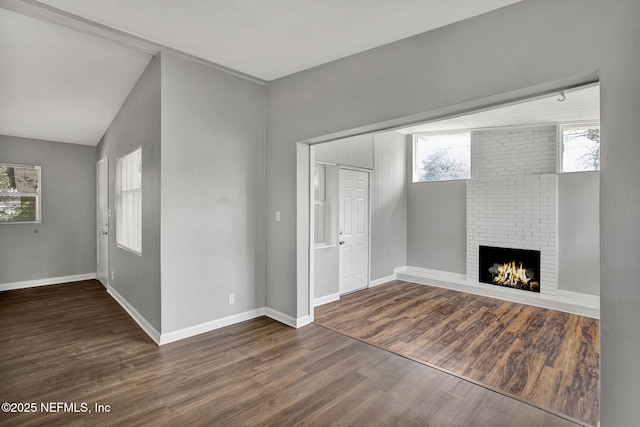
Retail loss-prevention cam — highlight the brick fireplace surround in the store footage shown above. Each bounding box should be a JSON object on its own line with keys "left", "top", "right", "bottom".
{"left": 396, "top": 125, "right": 599, "bottom": 318}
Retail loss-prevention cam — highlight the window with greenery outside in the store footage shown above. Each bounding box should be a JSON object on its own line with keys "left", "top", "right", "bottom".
{"left": 561, "top": 124, "right": 600, "bottom": 172}
{"left": 0, "top": 164, "right": 40, "bottom": 223}
{"left": 413, "top": 132, "right": 471, "bottom": 182}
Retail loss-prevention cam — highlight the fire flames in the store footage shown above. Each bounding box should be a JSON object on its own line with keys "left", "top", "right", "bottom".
{"left": 490, "top": 261, "right": 537, "bottom": 289}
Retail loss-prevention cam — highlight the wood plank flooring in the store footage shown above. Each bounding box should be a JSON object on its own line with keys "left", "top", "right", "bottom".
{"left": 0, "top": 280, "right": 582, "bottom": 426}
{"left": 314, "top": 280, "right": 599, "bottom": 426}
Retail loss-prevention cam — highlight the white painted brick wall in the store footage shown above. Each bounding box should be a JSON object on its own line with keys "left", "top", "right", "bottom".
{"left": 474, "top": 126, "right": 556, "bottom": 178}
{"left": 467, "top": 126, "right": 558, "bottom": 294}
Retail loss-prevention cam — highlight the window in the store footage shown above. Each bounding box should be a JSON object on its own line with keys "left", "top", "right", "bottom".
{"left": 314, "top": 164, "right": 327, "bottom": 245}
{"left": 0, "top": 164, "right": 41, "bottom": 223}
{"left": 413, "top": 131, "right": 471, "bottom": 182}
{"left": 313, "top": 163, "right": 337, "bottom": 247}
{"left": 560, "top": 124, "right": 600, "bottom": 172}
{"left": 116, "top": 147, "right": 142, "bottom": 254}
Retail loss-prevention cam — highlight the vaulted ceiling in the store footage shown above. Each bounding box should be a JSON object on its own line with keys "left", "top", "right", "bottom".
{"left": 0, "top": 0, "right": 533, "bottom": 145}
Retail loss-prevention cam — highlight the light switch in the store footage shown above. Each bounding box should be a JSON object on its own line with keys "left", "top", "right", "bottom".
{"left": 275, "top": 211, "right": 281, "bottom": 222}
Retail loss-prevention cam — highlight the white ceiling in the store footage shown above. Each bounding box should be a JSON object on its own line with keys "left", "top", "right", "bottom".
{"left": 36, "top": 0, "right": 523, "bottom": 81}
{"left": 401, "top": 83, "right": 600, "bottom": 134}
{"left": 0, "top": 0, "right": 526, "bottom": 146}
{"left": 0, "top": 7, "right": 152, "bottom": 145}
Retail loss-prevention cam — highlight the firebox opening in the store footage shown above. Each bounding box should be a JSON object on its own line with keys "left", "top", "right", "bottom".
{"left": 479, "top": 246, "right": 541, "bottom": 292}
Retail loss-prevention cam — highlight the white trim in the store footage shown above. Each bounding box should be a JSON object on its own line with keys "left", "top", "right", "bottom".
{"left": 369, "top": 274, "right": 396, "bottom": 288}
{"left": 108, "top": 286, "right": 161, "bottom": 344}
{"left": 159, "top": 308, "right": 266, "bottom": 345}
{"left": 0, "top": 273, "right": 96, "bottom": 292}
{"left": 314, "top": 292, "right": 340, "bottom": 307}
{"left": 394, "top": 265, "right": 409, "bottom": 274}
{"left": 265, "top": 307, "right": 311, "bottom": 328}
{"left": 556, "top": 289, "right": 600, "bottom": 307}
{"left": 309, "top": 145, "right": 316, "bottom": 323}
{"left": 368, "top": 265, "right": 409, "bottom": 288}
{"left": 397, "top": 266, "right": 600, "bottom": 319}
{"left": 315, "top": 160, "right": 338, "bottom": 166}
{"left": 337, "top": 164, "right": 374, "bottom": 173}
{"left": 296, "top": 315, "right": 311, "bottom": 328}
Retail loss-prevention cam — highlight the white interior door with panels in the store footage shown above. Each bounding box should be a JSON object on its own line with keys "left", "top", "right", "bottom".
{"left": 96, "top": 157, "right": 109, "bottom": 287}
{"left": 339, "top": 168, "right": 369, "bottom": 295}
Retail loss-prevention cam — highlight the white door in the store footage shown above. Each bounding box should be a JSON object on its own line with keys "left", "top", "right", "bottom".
{"left": 339, "top": 168, "right": 369, "bottom": 295}
{"left": 97, "top": 157, "right": 109, "bottom": 287}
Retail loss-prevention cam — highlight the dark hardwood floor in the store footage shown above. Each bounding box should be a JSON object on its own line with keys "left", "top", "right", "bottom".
{"left": 1, "top": 280, "right": 582, "bottom": 426}
{"left": 314, "top": 280, "right": 599, "bottom": 426}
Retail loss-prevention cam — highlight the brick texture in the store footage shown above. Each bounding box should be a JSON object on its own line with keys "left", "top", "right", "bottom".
{"left": 467, "top": 126, "right": 558, "bottom": 294}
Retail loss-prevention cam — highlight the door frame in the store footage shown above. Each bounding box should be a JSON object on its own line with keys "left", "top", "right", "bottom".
{"left": 96, "top": 156, "right": 109, "bottom": 288}
{"left": 337, "top": 166, "right": 371, "bottom": 296}
{"left": 307, "top": 142, "right": 372, "bottom": 322}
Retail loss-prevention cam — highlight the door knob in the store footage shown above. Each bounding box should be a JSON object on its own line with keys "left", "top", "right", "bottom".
{"left": 339, "top": 240, "right": 345, "bottom": 245}
{"left": 102, "top": 231, "right": 108, "bottom": 235}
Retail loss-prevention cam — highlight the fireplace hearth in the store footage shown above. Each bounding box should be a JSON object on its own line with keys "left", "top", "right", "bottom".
{"left": 479, "top": 246, "right": 541, "bottom": 292}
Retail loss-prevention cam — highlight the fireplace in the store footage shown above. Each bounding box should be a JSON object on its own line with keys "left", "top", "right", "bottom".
{"left": 479, "top": 246, "right": 541, "bottom": 292}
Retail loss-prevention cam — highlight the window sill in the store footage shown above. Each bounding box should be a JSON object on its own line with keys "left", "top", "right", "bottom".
{"left": 117, "top": 244, "right": 142, "bottom": 257}
{"left": 315, "top": 244, "right": 337, "bottom": 250}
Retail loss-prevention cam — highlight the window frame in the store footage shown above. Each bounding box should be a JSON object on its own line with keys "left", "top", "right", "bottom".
{"left": 412, "top": 130, "right": 472, "bottom": 183}
{"left": 313, "top": 163, "right": 327, "bottom": 247}
{"left": 115, "top": 147, "right": 142, "bottom": 255}
{"left": 0, "top": 163, "right": 42, "bottom": 224}
{"left": 313, "top": 162, "right": 338, "bottom": 249}
{"left": 558, "top": 122, "right": 601, "bottom": 174}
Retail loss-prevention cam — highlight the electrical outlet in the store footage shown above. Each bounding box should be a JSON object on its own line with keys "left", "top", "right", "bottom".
{"left": 228, "top": 293, "right": 235, "bottom": 304}
{"left": 111, "top": 271, "right": 114, "bottom": 280}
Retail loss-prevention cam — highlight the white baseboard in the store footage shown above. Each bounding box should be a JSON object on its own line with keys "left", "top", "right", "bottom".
{"left": 393, "top": 265, "right": 409, "bottom": 275}
{"left": 369, "top": 274, "right": 395, "bottom": 288}
{"left": 314, "top": 292, "right": 340, "bottom": 307}
{"left": 368, "top": 266, "right": 409, "bottom": 288}
{"left": 108, "top": 287, "right": 161, "bottom": 344}
{"left": 296, "top": 315, "right": 311, "bottom": 328}
{"left": 266, "top": 307, "right": 311, "bottom": 328}
{"left": 0, "top": 273, "right": 97, "bottom": 292}
{"left": 397, "top": 266, "right": 600, "bottom": 319}
{"left": 556, "top": 289, "right": 600, "bottom": 307}
{"left": 160, "top": 308, "right": 266, "bottom": 345}
{"left": 108, "top": 287, "right": 309, "bottom": 345}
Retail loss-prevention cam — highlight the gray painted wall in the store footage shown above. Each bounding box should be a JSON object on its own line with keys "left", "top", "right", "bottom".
{"left": 97, "top": 55, "right": 161, "bottom": 331}
{"left": 370, "top": 131, "right": 407, "bottom": 280}
{"left": 0, "top": 135, "right": 96, "bottom": 284}
{"left": 265, "top": 1, "right": 640, "bottom": 424}
{"left": 558, "top": 172, "right": 599, "bottom": 296}
{"left": 407, "top": 180, "right": 467, "bottom": 274}
{"left": 313, "top": 246, "right": 338, "bottom": 299}
{"left": 160, "top": 53, "right": 266, "bottom": 333}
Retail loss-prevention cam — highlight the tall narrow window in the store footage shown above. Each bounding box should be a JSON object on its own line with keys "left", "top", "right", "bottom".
{"left": 0, "top": 164, "right": 41, "bottom": 223}
{"left": 561, "top": 124, "right": 600, "bottom": 172}
{"left": 116, "top": 147, "right": 142, "bottom": 254}
{"left": 413, "top": 132, "right": 471, "bottom": 182}
{"left": 314, "top": 164, "right": 327, "bottom": 245}
{"left": 313, "top": 163, "right": 337, "bottom": 247}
